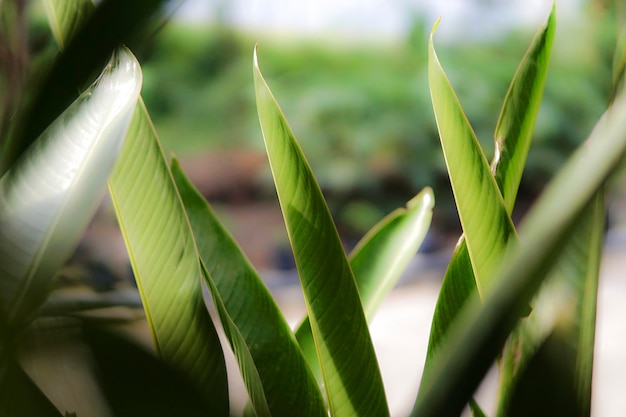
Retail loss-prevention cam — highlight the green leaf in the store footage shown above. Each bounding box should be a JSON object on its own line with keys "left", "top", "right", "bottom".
{"left": 411, "top": 92, "right": 626, "bottom": 417}
{"left": 469, "top": 398, "right": 487, "bottom": 417}
{"left": 84, "top": 324, "right": 218, "bottom": 417}
{"left": 427, "top": 19, "right": 517, "bottom": 297}
{"left": 0, "top": 48, "right": 141, "bottom": 326}
{"left": 4, "top": 0, "right": 169, "bottom": 172}
{"left": 421, "top": 2, "right": 555, "bottom": 387}
{"left": 254, "top": 48, "right": 390, "bottom": 417}
{"left": 573, "top": 195, "right": 603, "bottom": 416}
{"left": 171, "top": 158, "right": 326, "bottom": 417}
{"left": 295, "top": 187, "right": 434, "bottom": 381}
{"left": 497, "top": 194, "right": 603, "bottom": 417}
{"left": 0, "top": 356, "right": 63, "bottom": 417}
{"left": 349, "top": 187, "right": 434, "bottom": 318}
{"left": 108, "top": 101, "right": 228, "bottom": 416}
{"left": 612, "top": 0, "right": 626, "bottom": 99}
{"left": 421, "top": 240, "right": 475, "bottom": 384}
{"left": 41, "top": 0, "right": 95, "bottom": 50}
{"left": 493, "top": 4, "right": 556, "bottom": 210}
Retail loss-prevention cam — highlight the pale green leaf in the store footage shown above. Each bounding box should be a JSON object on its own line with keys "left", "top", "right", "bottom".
{"left": 254, "top": 47, "right": 390, "bottom": 417}
{"left": 428, "top": 19, "right": 517, "bottom": 297}
{"left": 108, "top": 100, "right": 228, "bottom": 416}
{"left": 171, "top": 159, "right": 326, "bottom": 417}
{"left": 421, "top": 2, "right": 555, "bottom": 395}
{"left": 0, "top": 48, "right": 141, "bottom": 326}
{"left": 493, "top": 4, "right": 556, "bottom": 209}
{"left": 412, "top": 92, "right": 626, "bottom": 417}
{"left": 41, "top": 0, "right": 94, "bottom": 49}
{"left": 295, "top": 187, "right": 434, "bottom": 382}
{"left": 350, "top": 187, "right": 434, "bottom": 318}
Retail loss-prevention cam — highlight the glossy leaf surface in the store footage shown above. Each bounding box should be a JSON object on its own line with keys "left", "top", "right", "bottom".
{"left": 171, "top": 159, "right": 326, "bottom": 417}
{"left": 108, "top": 101, "right": 228, "bottom": 416}
{"left": 422, "top": 5, "right": 555, "bottom": 383}
{"left": 254, "top": 48, "right": 390, "bottom": 417}
{"left": 0, "top": 48, "right": 141, "bottom": 326}
{"left": 428, "top": 20, "right": 517, "bottom": 297}
{"left": 412, "top": 93, "right": 626, "bottom": 417}
{"left": 296, "top": 187, "right": 434, "bottom": 380}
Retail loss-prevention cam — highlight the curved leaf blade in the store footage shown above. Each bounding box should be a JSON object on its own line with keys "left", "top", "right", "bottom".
{"left": 497, "top": 194, "right": 603, "bottom": 417}
{"left": 412, "top": 92, "right": 626, "bottom": 417}
{"left": 4, "top": 0, "right": 169, "bottom": 172}
{"left": 428, "top": 20, "right": 517, "bottom": 297}
{"left": 254, "top": 48, "right": 390, "bottom": 417}
{"left": 295, "top": 188, "right": 434, "bottom": 380}
{"left": 42, "top": 0, "right": 94, "bottom": 50}
{"left": 422, "top": 4, "right": 556, "bottom": 384}
{"left": 0, "top": 48, "right": 141, "bottom": 325}
{"left": 108, "top": 101, "right": 228, "bottom": 416}
{"left": 84, "top": 324, "right": 217, "bottom": 417}
{"left": 171, "top": 159, "right": 326, "bottom": 417}
{"left": 493, "top": 4, "right": 556, "bottom": 209}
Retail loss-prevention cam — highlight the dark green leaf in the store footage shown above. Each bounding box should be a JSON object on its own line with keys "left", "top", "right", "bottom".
{"left": 171, "top": 158, "right": 326, "bottom": 417}
{"left": 427, "top": 19, "right": 517, "bottom": 297}
{"left": 0, "top": 355, "right": 63, "bottom": 417}
{"left": 84, "top": 324, "right": 217, "bottom": 417}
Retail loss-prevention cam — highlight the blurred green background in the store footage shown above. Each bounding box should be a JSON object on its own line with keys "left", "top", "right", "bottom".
{"left": 131, "top": 2, "right": 614, "bottom": 242}
{"left": 5, "top": 1, "right": 619, "bottom": 252}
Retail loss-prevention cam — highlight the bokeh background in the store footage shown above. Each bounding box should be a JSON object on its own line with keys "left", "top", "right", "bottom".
{"left": 16, "top": 0, "right": 624, "bottom": 415}
{"left": 114, "top": 0, "right": 617, "bottom": 270}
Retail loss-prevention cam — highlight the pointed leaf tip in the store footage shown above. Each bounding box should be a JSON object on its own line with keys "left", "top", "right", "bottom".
{"left": 431, "top": 18, "right": 442, "bottom": 36}
{"left": 253, "top": 44, "right": 259, "bottom": 69}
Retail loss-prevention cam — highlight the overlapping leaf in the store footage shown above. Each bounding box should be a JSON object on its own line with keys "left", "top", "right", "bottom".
{"left": 295, "top": 187, "right": 434, "bottom": 381}
{"left": 108, "top": 102, "right": 228, "bottom": 416}
{"left": 420, "top": 6, "right": 555, "bottom": 388}
{"left": 0, "top": 48, "right": 141, "bottom": 326}
{"left": 4, "top": 0, "right": 169, "bottom": 172}
{"left": 41, "top": 0, "right": 94, "bottom": 49}
{"left": 412, "top": 92, "right": 626, "bottom": 417}
{"left": 254, "top": 47, "right": 390, "bottom": 417}
{"left": 171, "top": 159, "right": 326, "bottom": 417}
{"left": 427, "top": 20, "right": 517, "bottom": 298}
{"left": 497, "top": 194, "right": 603, "bottom": 417}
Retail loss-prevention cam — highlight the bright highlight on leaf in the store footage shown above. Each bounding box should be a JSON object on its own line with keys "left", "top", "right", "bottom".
{"left": 254, "top": 46, "right": 390, "bottom": 417}
{"left": 171, "top": 158, "right": 326, "bottom": 417}
{"left": 295, "top": 187, "right": 434, "bottom": 382}
{"left": 427, "top": 20, "right": 517, "bottom": 298}
{"left": 0, "top": 48, "right": 142, "bottom": 325}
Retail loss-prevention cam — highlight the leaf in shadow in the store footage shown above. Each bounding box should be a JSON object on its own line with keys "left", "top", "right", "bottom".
{"left": 84, "top": 324, "right": 216, "bottom": 417}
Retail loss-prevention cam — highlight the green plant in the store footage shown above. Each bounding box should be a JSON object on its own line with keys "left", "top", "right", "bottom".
{"left": 1, "top": 2, "right": 626, "bottom": 417}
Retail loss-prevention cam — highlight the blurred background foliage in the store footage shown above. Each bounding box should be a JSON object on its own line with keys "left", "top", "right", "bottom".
{"left": 134, "top": 7, "right": 614, "bottom": 237}
{"left": 2, "top": 1, "right": 618, "bottom": 240}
